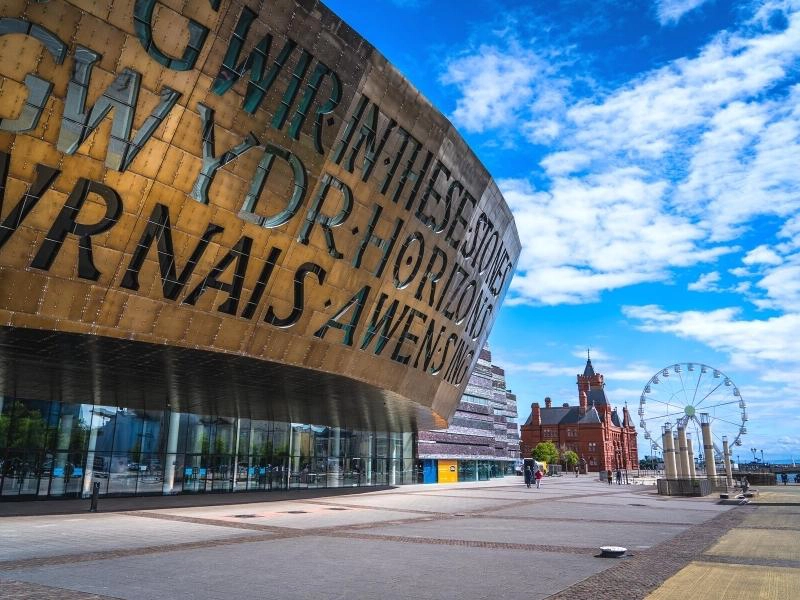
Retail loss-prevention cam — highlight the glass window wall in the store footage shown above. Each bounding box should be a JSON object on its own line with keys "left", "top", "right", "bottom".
{"left": 0, "top": 395, "right": 415, "bottom": 499}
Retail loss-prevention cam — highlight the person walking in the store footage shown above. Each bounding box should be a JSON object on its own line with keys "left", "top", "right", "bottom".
{"left": 574, "top": 465, "right": 579, "bottom": 478}
{"left": 616, "top": 469, "right": 622, "bottom": 485}
{"left": 781, "top": 472, "right": 788, "bottom": 486}
{"left": 524, "top": 465, "right": 532, "bottom": 488}
{"left": 535, "top": 468, "right": 543, "bottom": 489}
{"left": 606, "top": 469, "right": 613, "bottom": 485}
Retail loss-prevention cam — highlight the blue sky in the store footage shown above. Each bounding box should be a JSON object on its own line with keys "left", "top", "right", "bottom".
{"left": 325, "top": 0, "right": 800, "bottom": 462}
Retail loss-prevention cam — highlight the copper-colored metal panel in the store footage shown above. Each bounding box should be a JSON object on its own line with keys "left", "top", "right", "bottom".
{"left": 0, "top": 0, "right": 520, "bottom": 431}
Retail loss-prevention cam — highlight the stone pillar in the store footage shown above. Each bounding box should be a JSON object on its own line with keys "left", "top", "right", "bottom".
{"left": 677, "top": 426, "right": 690, "bottom": 478}
{"left": 231, "top": 418, "right": 241, "bottom": 492}
{"left": 162, "top": 410, "right": 182, "bottom": 494}
{"left": 327, "top": 427, "right": 342, "bottom": 487}
{"left": 687, "top": 436, "right": 697, "bottom": 479}
{"left": 673, "top": 433, "right": 684, "bottom": 477}
{"left": 389, "top": 433, "right": 398, "bottom": 486}
{"left": 662, "top": 425, "right": 677, "bottom": 479}
{"left": 365, "top": 434, "right": 373, "bottom": 485}
{"left": 55, "top": 414, "right": 74, "bottom": 470}
{"left": 52, "top": 412, "right": 74, "bottom": 495}
{"left": 723, "top": 436, "right": 733, "bottom": 488}
{"left": 701, "top": 414, "right": 717, "bottom": 478}
{"left": 82, "top": 412, "right": 100, "bottom": 497}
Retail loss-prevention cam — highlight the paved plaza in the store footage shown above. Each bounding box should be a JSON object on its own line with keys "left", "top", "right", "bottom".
{"left": 1, "top": 477, "right": 798, "bottom": 599}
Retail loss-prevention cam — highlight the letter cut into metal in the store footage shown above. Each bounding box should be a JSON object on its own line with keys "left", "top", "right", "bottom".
{"left": 30, "top": 178, "right": 123, "bottom": 280}
{"left": 57, "top": 46, "right": 180, "bottom": 172}
{"left": 0, "top": 151, "right": 60, "bottom": 250}
{"left": 133, "top": 0, "right": 209, "bottom": 71}
{"left": 0, "top": 19, "right": 67, "bottom": 133}
{"left": 191, "top": 103, "right": 259, "bottom": 205}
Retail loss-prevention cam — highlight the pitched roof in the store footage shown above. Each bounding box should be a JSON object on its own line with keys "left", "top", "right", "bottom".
{"left": 541, "top": 407, "right": 576, "bottom": 425}
{"left": 583, "top": 358, "right": 595, "bottom": 377}
{"left": 579, "top": 407, "right": 602, "bottom": 424}
{"left": 588, "top": 387, "right": 609, "bottom": 406}
{"left": 611, "top": 409, "right": 622, "bottom": 427}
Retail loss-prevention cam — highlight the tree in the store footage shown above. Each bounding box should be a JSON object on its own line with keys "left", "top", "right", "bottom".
{"left": 562, "top": 450, "right": 579, "bottom": 469}
{"left": 532, "top": 441, "right": 559, "bottom": 464}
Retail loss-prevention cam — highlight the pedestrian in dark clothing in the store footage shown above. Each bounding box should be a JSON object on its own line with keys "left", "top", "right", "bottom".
{"left": 535, "top": 469, "right": 543, "bottom": 489}
{"left": 607, "top": 469, "right": 613, "bottom": 485}
{"left": 524, "top": 466, "right": 532, "bottom": 488}
{"left": 616, "top": 469, "right": 622, "bottom": 485}
{"left": 575, "top": 465, "right": 579, "bottom": 478}
{"left": 781, "top": 472, "right": 788, "bottom": 486}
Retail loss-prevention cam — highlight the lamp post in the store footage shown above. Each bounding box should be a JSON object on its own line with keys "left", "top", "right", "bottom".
{"left": 761, "top": 449, "right": 765, "bottom": 465}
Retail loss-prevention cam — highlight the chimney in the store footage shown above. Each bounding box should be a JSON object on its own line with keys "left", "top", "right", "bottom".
{"left": 579, "top": 390, "right": 588, "bottom": 411}
{"left": 531, "top": 402, "right": 541, "bottom": 426}
{"left": 544, "top": 396, "right": 552, "bottom": 408}
{"left": 623, "top": 405, "right": 631, "bottom": 427}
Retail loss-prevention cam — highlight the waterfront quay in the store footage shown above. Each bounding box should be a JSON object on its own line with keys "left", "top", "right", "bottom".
{"left": 2, "top": 477, "right": 798, "bottom": 599}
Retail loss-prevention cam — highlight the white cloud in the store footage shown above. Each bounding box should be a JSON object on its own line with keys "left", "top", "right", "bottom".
{"left": 500, "top": 173, "right": 733, "bottom": 305}
{"left": 606, "top": 363, "right": 660, "bottom": 382}
{"left": 688, "top": 271, "right": 721, "bottom": 291}
{"left": 752, "top": 253, "right": 800, "bottom": 311}
{"left": 441, "top": 44, "right": 552, "bottom": 134}
{"left": 571, "top": 346, "right": 612, "bottom": 361}
{"left": 623, "top": 303, "right": 800, "bottom": 454}
{"left": 743, "top": 245, "right": 784, "bottom": 266}
{"left": 501, "top": 360, "right": 582, "bottom": 378}
{"left": 675, "top": 90, "right": 800, "bottom": 240}
{"left": 655, "top": 0, "right": 713, "bottom": 25}
{"left": 729, "top": 266, "right": 752, "bottom": 277}
{"left": 442, "top": 2, "right": 800, "bottom": 306}
{"left": 623, "top": 304, "right": 800, "bottom": 370}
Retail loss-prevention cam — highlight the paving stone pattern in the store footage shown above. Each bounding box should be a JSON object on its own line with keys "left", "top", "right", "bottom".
{"left": 645, "top": 490, "right": 800, "bottom": 599}
{"left": 0, "top": 477, "right": 761, "bottom": 600}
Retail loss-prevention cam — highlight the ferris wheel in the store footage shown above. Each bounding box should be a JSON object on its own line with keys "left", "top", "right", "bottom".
{"left": 638, "top": 363, "right": 747, "bottom": 460}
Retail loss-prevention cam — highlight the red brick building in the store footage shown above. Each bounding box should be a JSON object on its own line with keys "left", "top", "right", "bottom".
{"left": 520, "top": 356, "right": 638, "bottom": 473}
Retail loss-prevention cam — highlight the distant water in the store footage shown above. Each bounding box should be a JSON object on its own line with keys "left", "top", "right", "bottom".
{"left": 759, "top": 458, "right": 800, "bottom": 465}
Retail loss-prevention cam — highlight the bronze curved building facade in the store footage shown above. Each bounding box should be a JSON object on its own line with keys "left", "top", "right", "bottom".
{"left": 0, "top": 0, "right": 519, "bottom": 498}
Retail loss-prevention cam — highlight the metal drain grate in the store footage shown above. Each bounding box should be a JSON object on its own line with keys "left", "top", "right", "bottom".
{"left": 326, "top": 507, "right": 348, "bottom": 511}
{"left": 628, "top": 504, "right": 647, "bottom": 507}
{"left": 232, "top": 514, "right": 258, "bottom": 518}
{"left": 286, "top": 510, "right": 307, "bottom": 514}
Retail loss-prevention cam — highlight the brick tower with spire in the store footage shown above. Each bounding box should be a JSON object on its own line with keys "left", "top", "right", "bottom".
{"left": 520, "top": 351, "right": 638, "bottom": 473}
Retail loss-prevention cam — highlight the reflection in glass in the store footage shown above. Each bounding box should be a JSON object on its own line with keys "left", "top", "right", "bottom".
{"left": 0, "top": 394, "right": 413, "bottom": 499}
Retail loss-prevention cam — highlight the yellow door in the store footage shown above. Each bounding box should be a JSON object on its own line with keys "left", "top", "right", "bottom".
{"left": 438, "top": 460, "right": 458, "bottom": 483}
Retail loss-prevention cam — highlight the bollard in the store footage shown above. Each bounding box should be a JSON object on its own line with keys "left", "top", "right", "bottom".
{"left": 89, "top": 481, "right": 100, "bottom": 512}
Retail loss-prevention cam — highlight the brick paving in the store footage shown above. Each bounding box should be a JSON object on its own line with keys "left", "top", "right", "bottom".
{"left": 641, "top": 487, "right": 800, "bottom": 600}
{"left": 546, "top": 508, "right": 748, "bottom": 600}
{"left": 0, "top": 477, "right": 764, "bottom": 600}
{"left": 0, "top": 580, "right": 119, "bottom": 599}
